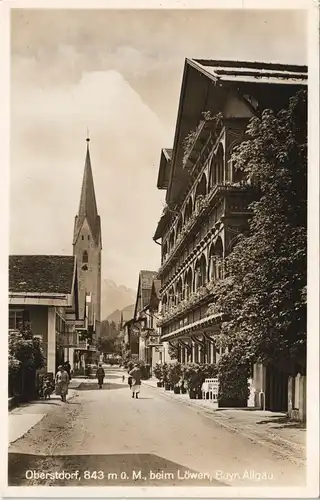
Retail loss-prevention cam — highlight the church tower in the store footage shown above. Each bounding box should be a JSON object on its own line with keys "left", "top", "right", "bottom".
{"left": 73, "top": 138, "right": 102, "bottom": 335}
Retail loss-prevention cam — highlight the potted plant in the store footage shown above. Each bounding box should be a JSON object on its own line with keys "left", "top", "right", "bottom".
{"left": 153, "top": 363, "right": 164, "bottom": 387}
{"left": 162, "top": 363, "right": 171, "bottom": 390}
{"left": 166, "top": 364, "right": 173, "bottom": 390}
{"left": 180, "top": 378, "right": 188, "bottom": 394}
{"left": 182, "top": 363, "right": 204, "bottom": 399}
{"left": 167, "top": 362, "right": 182, "bottom": 393}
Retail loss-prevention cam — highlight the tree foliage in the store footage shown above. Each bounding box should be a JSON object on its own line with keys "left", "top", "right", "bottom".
{"left": 167, "top": 344, "right": 178, "bottom": 360}
{"left": 217, "top": 351, "right": 250, "bottom": 404}
{"left": 211, "top": 90, "right": 307, "bottom": 373}
{"left": 9, "top": 321, "right": 45, "bottom": 374}
{"left": 97, "top": 320, "right": 122, "bottom": 354}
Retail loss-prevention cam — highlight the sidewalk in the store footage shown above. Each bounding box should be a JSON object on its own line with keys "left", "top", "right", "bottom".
{"left": 9, "top": 384, "right": 80, "bottom": 445}
{"left": 69, "top": 377, "right": 86, "bottom": 389}
{"left": 142, "top": 378, "right": 306, "bottom": 464}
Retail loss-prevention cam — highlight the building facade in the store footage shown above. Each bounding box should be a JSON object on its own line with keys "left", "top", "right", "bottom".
{"left": 153, "top": 59, "right": 307, "bottom": 413}
{"left": 133, "top": 270, "right": 160, "bottom": 366}
{"left": 9, "top": 255, "right": 80, "bottom": 373}
{"left": 122, "top": 318, "right": 139, "bottom": 357}
{"left": 145, "top": 278, "right": 164, "bottom": 369}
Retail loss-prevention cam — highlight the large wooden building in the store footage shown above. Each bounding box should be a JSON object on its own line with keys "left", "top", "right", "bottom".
{"left": 153, "top": 59, "right": 307, "bottom": 412}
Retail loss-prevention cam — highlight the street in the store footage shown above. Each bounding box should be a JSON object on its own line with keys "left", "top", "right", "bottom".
{"left": 8, "top": 366, "right": 305, "bottom": 488}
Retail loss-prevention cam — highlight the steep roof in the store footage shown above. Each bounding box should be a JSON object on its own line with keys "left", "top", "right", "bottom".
{"left": 157, "top": 148, "right": 173, "bottom": 190}
{"left": 151, "top": 279, "right": 161, "bottom": 300}
{"left": 140, "top": 270, "right": 157, "bottom": 291}
{"left": 134, "top": 270, "right": 158, "bottom": 318}
{"left": 191, "top": 59, "right": 307, "bottom": 85}
{"left": 9, "top": 255, "right": 76, "bottom": 295}
{"left": 165, "top": 58, "right": 307, "bottom": 205}
{"left": 73, "top": 139, "right": 101, "bottom": 246}
{"left": 163, "top": 148, "right": 173, "bottom": 161}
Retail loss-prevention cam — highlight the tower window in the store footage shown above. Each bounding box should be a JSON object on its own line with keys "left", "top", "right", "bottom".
{"left": 82, "top": 235, "right": 84, "bottom": 240}
{"left": 82, "top": 251, "right": 88, "bottom": 264}
{"left": 88, "top": 235, "right": 90, "bottom": 241}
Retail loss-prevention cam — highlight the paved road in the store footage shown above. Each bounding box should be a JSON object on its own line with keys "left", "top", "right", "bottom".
{"left": 8, "top": 366, "right": 305, "bottom": 488}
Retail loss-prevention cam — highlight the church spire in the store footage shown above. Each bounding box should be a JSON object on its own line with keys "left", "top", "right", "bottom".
{"left": 73, "top": 137, "right": 101, "bottom": 246}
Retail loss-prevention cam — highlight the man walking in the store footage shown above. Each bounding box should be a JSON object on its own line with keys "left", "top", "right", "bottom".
{"left": 129, "top": 364, "right": 141, "bottom": 399}
{"left": 96, "top": 363, "right": 105, "bottom": 389}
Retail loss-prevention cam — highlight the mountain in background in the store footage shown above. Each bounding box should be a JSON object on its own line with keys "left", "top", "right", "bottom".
{"left": 106, "top": 304, "right": 135, "bottom": 325}
{"left": 101, "top": 279, "right": 136, "bottom": 319}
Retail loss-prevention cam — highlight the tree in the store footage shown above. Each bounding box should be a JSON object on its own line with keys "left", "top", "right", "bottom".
{"left": 168, "top": 343, "right": 178, "bottom": 360}
{"left": 9, "top": 321, "right": 45, "bottom": 398}
{"left": 210, "top": 90, "right": 307, "bottom": 374}
{"left": 9, "top": 321, "right": 45, "bottom": 374}
{"left": 97, "top": 320, "right": 122, "bottom": 354}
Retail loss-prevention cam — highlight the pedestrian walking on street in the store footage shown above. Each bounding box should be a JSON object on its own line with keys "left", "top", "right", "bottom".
{"left": 55, "top": 365, "right": 70, "bottom": 402}
{"left": 129, "top": 364, "right": 141, "bottom": 399}
{"left": 122, "top": 375, "right": 125, "bottom": 382}
{"left": 96, "top": 363, "right": 105, "bottom": 389}
{"left": 64, "top": 361, "right": 72, "bottom": 381}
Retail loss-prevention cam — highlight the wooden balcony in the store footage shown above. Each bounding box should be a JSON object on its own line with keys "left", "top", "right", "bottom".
{"left": 158, "top": 183, "right": 250, "bottom": 278}
{"left": 157, "top": 281, "right": 216, "bottom": 327}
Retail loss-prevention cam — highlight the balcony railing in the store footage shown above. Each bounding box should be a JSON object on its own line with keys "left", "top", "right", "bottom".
{"left": 159, "top": 182, "right": 251, "bottom": 278}
{"left": 182, "top": 120, "right": 206, "bottom": 168}
{"left": 159, "top": 194, "right": 211, "bottom": 275}
{"left": 57, "top": 332, "right": 89, "bottom": 349}
{"left": 157, "top": 280, "right": 216, "bottom": 327}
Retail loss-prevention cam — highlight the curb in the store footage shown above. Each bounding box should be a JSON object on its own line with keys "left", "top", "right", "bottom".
{"left": 9, "top": 413, "right": 47, "bottom": 446}
{"left": 142, "top": 381, "right": 305, "bottom": 466}
{"left": 8, "top": 397, "right": 18, "bottom": 411}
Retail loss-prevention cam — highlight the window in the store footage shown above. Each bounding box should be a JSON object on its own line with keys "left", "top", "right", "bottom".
{"left": 9, "top": 309, "right": 26, "bottom": 330}
{"left": 82, "top": 235, "right": 84, "bottom": 240}
{"left": 82, "top": 251, "right": 88, "bottom": 264}
{"left": 88, "top": 235, "right": 90, "bottom": 241}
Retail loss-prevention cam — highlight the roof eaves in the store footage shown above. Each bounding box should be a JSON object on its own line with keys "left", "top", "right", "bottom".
{"left": 220, "top": 75, "right": 308, "bottom": 85}
{"left": 193, "top": 59, "right": 308, "bottom": 74}
{"left": 9, "top": 292, "right": 69, "bottom": 298}
{"left": 133, "top": 275, "right": 141, "bottom": 320}
{"left": 166, "top": 59, "right": 190, "bottom": 204}
{"left": 187, "top": 58, "right": 220, "bottom": 83}
{"left": 163, "top": 148, "right": 173, "bottom": 162}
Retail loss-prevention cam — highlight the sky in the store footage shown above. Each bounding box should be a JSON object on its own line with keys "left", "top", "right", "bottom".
{"left": 10, "top": 8, "right": 307, "bottom": 289}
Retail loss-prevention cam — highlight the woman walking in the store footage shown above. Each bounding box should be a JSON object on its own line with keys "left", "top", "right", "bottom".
{"left": 129, "top": 364, "right": 141, "bottom": 399}
{"left": 55, "top": 365, "right": 70, "bottom": 402}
